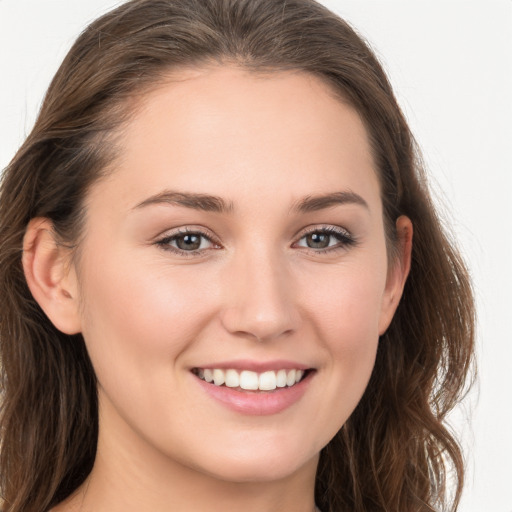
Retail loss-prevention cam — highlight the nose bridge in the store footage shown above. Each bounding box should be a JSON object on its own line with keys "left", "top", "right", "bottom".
{"left": 221, "top": 243, "right": 299, "bottom": 341}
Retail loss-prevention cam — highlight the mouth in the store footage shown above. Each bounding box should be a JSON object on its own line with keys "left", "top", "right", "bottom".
{"left": 191, "top": 364, "right": 314, "bottom": 415}
{"left": 191, "top": 367, "right": 311, "bottom": 392}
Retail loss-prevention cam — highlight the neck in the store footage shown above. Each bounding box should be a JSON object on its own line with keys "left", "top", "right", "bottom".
{"left": 57, "top": 460, "right": 319, "bottom": 512}
{"left": 54, "top": 400, "right": 319, "bottom": 512}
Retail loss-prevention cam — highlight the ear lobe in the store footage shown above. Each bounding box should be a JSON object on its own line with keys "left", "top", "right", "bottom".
{"left": 22, "top": 218, "right": 82, "bottom": 335}
{"left": 378, "top": 215, "right": 413, "bottom": 335}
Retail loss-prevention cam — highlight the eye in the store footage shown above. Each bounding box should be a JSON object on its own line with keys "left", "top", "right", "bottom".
{"left": 156, "top": 228, "right": 219, "bottom": 255}
{"left": 294, "top": 226, "right": 355, "bottom": 252}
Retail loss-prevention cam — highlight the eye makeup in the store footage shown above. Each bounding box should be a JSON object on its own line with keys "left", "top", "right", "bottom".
{"left": 293, "top": 225, "right": 357, "bottom": 254}
{"left": 154, "top": 223, "right": 357, "bottom": 258}
{"left": 155, "top": 227, "right": 221, "bottom": 257}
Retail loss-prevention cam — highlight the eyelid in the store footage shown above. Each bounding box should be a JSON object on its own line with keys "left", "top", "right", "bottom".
{"left": 154, "top": 226, "right": 222, "bottom": 256}
{"left": 153, "top": 223, "right": 356, "bottom": 257}
{"left": 294, "top": 224, "right": 352, "bottom": 238}
{"left": 292, "top": 224, "right": 357, "bottom": 252}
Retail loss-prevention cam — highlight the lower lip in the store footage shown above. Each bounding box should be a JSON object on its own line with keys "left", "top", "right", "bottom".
{"left": 194, "top": 372, "right": 313, "bottom": 416}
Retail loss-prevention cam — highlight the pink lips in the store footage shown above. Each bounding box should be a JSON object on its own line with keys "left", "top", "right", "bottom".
{"left": 192, "top": 360, "right": 314, "bottom": 416}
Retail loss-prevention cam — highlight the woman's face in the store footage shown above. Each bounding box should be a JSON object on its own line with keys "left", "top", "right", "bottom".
{"left": 74, "top": 66, "right": 404, "bottom": 483}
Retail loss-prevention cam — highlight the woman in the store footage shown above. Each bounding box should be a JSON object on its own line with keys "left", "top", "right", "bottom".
{"left": 0, "top": 0, "right": 475, "bottom": 511}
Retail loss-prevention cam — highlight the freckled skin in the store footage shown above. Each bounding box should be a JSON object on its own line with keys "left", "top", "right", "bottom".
{"left": 55, "top": 66, "right": 409, "bottom": 512}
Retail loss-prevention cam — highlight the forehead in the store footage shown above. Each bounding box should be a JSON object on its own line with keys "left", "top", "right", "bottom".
{"left": 90, "top": 65, "right": 381, "bottom": 213}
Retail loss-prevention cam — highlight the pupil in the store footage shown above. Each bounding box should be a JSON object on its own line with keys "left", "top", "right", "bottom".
{"left": 307, "top": 232, "right": 329, "bottom": 249}
{"left": 177, "top": 234, "right": 201, "bottom": 250}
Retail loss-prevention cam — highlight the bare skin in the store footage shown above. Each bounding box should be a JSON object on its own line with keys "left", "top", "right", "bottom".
{"left": 25, "top": 65, "right": 411, "bottom": 512}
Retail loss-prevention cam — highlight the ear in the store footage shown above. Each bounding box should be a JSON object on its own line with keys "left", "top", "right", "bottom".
{"left": 378, "top": 215, "right": 413, "bottom": 335}
{"left": 22, "top": 218, "right": 82, "bottom": 335}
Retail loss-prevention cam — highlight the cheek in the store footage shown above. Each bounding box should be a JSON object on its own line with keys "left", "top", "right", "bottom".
{"left": 299, "top": 257, "right": 387, "bottom": 347}
{"left": 296, "top": 258, "right": 387, "bottom": 422}
{"left": 77, "top": 248, "right": 218, "bottom": 379}
{"left": 325, "top": 273, "right": 383, "bottom": 379}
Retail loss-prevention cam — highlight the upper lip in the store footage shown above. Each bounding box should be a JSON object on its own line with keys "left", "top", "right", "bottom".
{"left": 191, "top": 359, "right": 312, "bottom": 372}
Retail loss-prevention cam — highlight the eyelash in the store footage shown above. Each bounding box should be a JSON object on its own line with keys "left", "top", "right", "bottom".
{"left": 155, "top": 228, "right": 220, "bottom": 258}
{"left": 155, "top": 225, "right": 356, "bottom": 257}
{"left": 293, "top": 225, "right": 357, "bottom": 254}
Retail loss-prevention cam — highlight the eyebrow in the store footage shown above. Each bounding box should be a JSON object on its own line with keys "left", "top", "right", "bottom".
{"left": 133, "top": 190, "right": 234, "bottom": 213}
{"left": 133, "top": 189, "right": 368, "bottom": 215}
{"left": 292, "top": 191, "right": 369, "bottom": 212}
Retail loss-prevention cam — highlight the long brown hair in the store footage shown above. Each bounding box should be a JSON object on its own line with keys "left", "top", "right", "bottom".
{"left": 0, "top": 1, "right": 475, "bottom": 511}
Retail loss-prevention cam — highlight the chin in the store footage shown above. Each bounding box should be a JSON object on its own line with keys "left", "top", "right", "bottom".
{"left": 204, "top": 460, "right": 312, "bottom": 484}
{"left": 189, "top": 439, "right": 320, "bottom": 484}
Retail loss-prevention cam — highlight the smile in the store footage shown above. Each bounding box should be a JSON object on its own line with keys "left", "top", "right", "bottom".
{"left": 193, "top": 368, "right": 306, "bottom": 391}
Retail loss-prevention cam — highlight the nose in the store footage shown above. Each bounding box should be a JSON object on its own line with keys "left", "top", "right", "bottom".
{"left": 220, "top": 248, "right": 300, "bottom": 342}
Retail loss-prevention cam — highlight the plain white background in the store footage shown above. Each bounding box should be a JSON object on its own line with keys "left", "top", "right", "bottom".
{"left": 0, "top": 1, "right": 511, "bottom": 510}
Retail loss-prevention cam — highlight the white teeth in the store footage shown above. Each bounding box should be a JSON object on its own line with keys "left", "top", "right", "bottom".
{"left": 239, "top": 370, "right": 259, "bottom": 390}
{"left": 213, "top": 369, "right": 225, "bottom": 386}
{"left": 196, "top": 368, "right": 306, "bottom": 390}
{"left": 276, "top": 369, "right": 287, "bottom": 388}
{"left": 259, "top": 371, "right": 277, "bottom": 391}
{"left": 225, "top": 369, "right": 239, "bottom": 388}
